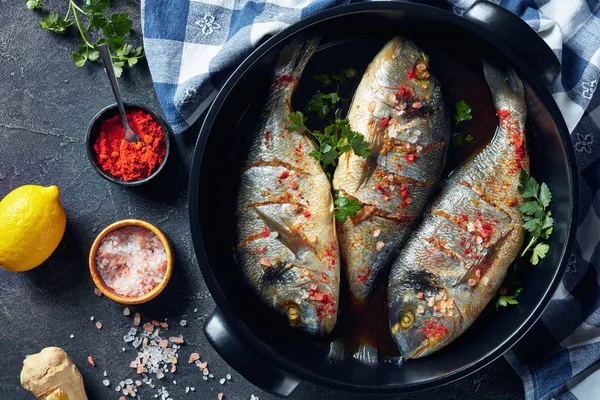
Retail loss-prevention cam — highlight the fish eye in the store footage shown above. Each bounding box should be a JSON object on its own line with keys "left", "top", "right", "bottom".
{"left": 400, "top": 311, "right": 415, "bottom": 328}
{"left": 286, "top": 303, "right": 300, "bottom": 322}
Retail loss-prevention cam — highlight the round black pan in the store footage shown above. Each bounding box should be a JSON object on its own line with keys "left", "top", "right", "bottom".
{"left": 189, "top": 0, "right": 578, "bottom": 397}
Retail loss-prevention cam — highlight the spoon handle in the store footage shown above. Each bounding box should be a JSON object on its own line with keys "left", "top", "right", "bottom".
{"left": 98, "top": 44, "right": 131, "bottom": 131}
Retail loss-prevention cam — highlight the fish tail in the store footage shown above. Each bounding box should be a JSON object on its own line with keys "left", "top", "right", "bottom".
{"left": 353, "top": 341, "right": 378, "bottom": 368}
{"left": 273, "top": 37, "right": 321, "bottom": 82}
{"left": 327, "top": 338, "right": 346, "bottom": 363}
{"left": 482, "top": 60, "right": 526, "bottom": 118}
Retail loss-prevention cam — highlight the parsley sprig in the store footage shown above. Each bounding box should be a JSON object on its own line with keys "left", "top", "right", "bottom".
{"left": 451, "top": 132, "right": 474, "bottom": 146}
{"left": 27, "top": 0, "right": 144, "bottom": 76}
{"left": 454, "top": 100, "right": 473, "bottom": 125}
{"left": 305, "top": 68, "right": 358, "bottom": 119}
{"left": 496, "top": 287, "right": 522, "bottom": 310}
{"left": 496, "top": 171, "right": 554, "bottom": 310}
{"left": 288, "top": 112, "right": 371, "bottom": 172}
{"left": 332, "top": 190, "right": 362, "bottom": 223}
{"left": 518, "top": 170, "right": 553, "bottom": 265}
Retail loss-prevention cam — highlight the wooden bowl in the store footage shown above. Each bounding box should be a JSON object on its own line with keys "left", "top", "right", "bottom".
{"left": 89, "top": 219, "right": 173, "bottom": 304}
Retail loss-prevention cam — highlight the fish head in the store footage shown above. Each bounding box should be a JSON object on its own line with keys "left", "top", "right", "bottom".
{"left": 272, "top": 280, "right": 337, "bottom": 337}
{"left": 389, "top": 274, "right": 456, "bottom": 359}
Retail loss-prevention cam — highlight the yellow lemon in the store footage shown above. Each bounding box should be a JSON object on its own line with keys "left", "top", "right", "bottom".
{"left": 0, "top": 185, "right": 66, "bottom": 272}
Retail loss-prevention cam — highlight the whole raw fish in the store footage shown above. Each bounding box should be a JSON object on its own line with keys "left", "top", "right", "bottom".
{"left": 236, "top": 38, "right": 341, "bottom": 337}
{"left": 388, "top": 61, "right": 528, "bottom": 359}
{"left": 330, "top": 37, "right": 449, "bottom": 364}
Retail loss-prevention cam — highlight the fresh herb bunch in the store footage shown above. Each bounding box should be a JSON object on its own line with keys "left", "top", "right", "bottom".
{"left": 288, "top": 112, "right": 370, "bottom": 174}
{"left": 305, "top": 68, "right": 358, "bottom": 119}
{"left": 27, "top": 0, "right": 144, "bottom": 77}
{"left": 496, "top": 171, "right": 554, "bottom": 310}
{"left": 332, "top": 190, "right": 362, "bottom": 223}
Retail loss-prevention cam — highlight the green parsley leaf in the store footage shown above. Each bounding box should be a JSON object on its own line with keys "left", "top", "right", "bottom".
{"left": 101, "top": 13, "right": 132, "bottom": 37}
{"left": 342, "top": 67, "right": 358, "bottom": 79}
{"left": 465, "top": 134, "right": 474, "bottom": 143}
{"left": 334, "top": 196, "right": 362, "bottom": 223}
{"left": 452, "top": 132, "right": 463, "bottom": 146}
{"left": 454, "top": 100, "right": 472, "bottom": 125}
{"left": 523, "top": 218, "right": 542, "bottom": 237}
{"left": 518, "top": 170, "right": 540, "bottom": 199}
{"left": 26, "top": 0, "right": 42, "bottom": 10}
{"left": 72, "top": 45, "right": 88, "bottom": 67}
{"left": 518, "top": 201, "right": 543, "bottom": 215}
{"left": 39, "top": 12, "right": 73, "bottom": 34}
{"left": 348, "top": 131, "right": 371, "bottom": 158}
{"left": 539, "top": 182, "right": 552, "bottom": 209}
{"left": 496, "top": 287, "right": 522, "bottom": 310}
{"left": 306, "top": 92, "right": 341, "bottom": 119}
{"left": 288, "top": 111, "right": 307, "bottom": 132}
{"left": 112, "top": 60, "right": 124, "bottom": 78}
{"left": 314, "top": 74, "right": 331, "bottom": 86}
{"left": 530, "top": 243, "right": 549, "bottom": 265}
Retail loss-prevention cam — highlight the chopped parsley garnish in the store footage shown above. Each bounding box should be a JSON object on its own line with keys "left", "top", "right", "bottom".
{"left": 495, "top": 287, "right": 522, "bottom": 310}
{"left": 288, "top": 112, "right": 370, "bottom": 172}
{"left": 454, "top": 100, "right": 473, "bottom": 125}
{"left": 333, "top": 190, "right": 362, "bottom": 223}
{"left": 518, "top": 170, "right": 553, "bottom": 265}
{"left": 451, "top": 132, "right": 474, "bottom": 146}
{"left": 305, "top": 68, "right": 358, "bottom": 119}
{"left": 28, "top": 0, "right": 144, "bottom": 76}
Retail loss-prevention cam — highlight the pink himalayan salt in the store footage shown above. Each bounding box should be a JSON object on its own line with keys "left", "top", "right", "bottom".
{"left": 96, "top": 226, "right": 167, "bottom": 297}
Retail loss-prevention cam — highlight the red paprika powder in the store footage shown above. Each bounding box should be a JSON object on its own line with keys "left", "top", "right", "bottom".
{"left": 93, "top": 109, "right": 167, "bottom": 181}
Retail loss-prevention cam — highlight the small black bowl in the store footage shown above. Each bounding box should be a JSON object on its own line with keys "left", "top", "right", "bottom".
{"left": 85, "top": 103, "right": 172, "bottom": 186}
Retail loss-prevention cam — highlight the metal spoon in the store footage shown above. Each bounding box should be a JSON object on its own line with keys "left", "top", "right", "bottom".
{"left": 98, "top": 44, "right": 144, "bottom": 144}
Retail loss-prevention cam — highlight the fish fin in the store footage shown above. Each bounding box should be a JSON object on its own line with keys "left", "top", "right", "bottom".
{"left": 274, "top": 37, "right": 321, "bottom": 81}
{"left": 353, "top": 341, "right": 378, "bottom": 368}
{"left": 358, "top": 121, "right": 384, "bottom": 189}
{"left": 482, "top": 60, "right": 525, "bottom": 111}
{"left": 327, "top": 339, "right": 346, "bottom": 363}
{"left": 254, "top": 208, "right": 315, "bottom": 256}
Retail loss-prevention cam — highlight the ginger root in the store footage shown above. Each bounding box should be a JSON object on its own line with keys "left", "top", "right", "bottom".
{"left": 20, "top": 347, "right": 88, "bottom": 400}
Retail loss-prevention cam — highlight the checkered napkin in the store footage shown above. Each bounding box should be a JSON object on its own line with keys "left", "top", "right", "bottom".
{"left": 141, "top": 0, "right": 600, "bottom": 398}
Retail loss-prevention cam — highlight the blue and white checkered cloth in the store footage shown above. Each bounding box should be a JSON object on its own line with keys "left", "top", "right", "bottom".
{"left": 141, "top": 0, "right": 600, "bottom": 398}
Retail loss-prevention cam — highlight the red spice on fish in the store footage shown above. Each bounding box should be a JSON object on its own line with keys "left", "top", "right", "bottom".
{"left": 274, "top": 75, "right": 295, "bottom": 86}
{"left": 279, "top": 170, "right": 290, "bottom": 179}
{"left": 404, "top": 152, "right": 418, "bottom": 163}
{"left": 419, "top": 319, "right": 449, "bottom": 340}
{"left": 407, "top": 70, "right": 416, "bottom": 79}
{"left": 264, "top": 131, "right": 271, "bottom": 141}
{"left": 381, "top": 117, "right": 390, "bottom": 128}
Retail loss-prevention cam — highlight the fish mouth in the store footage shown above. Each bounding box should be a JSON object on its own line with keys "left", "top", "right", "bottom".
{"left": 403, "top": 339, "right": 432, "bottom": 360}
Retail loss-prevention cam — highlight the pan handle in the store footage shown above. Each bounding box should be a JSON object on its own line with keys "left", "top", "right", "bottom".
{"left": 204, "top": 308, "right": 302, "bottom": 397}
{"left": 462, "top": 0, "right": 561, "bottom": 81}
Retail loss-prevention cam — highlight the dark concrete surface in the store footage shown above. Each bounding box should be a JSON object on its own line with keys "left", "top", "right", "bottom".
{"left": 0, "top": 1, "right": 524, "bottom": 399}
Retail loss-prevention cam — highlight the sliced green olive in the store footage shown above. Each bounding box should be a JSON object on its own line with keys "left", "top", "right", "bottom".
{"left": 400, "top": 310, "right": 415, "bottom": 328}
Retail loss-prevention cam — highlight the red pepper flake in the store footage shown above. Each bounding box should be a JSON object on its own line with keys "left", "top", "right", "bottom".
{"left": 419, "top": 319, "right": 449, "bottom": 340}
{"left": 458, "top": 238, "right": 466, "bottom": 247}
{"left": 274, "top": 75, "right": 295, "bottom": 86}
{"left": 497, "top": 109, "right": 512, "bottom": 120}
{"left": 460, "top": 213, "right": 469, "bottom": 222}
{"left": 279, "top": 170, "right": 289, "bottom": 179}
{"left": 87, "top": 355, "right": 96, "bottom": 367}
{"left": 407, "top": 70, "right": 416, "bottom": 79}
{"left": 404, "top": 152, "right": 418, "bottom": 163}
{"left": 321, "top": 273, "right": 329, "bottom": 281}
{"left": 381, "top": 117, "right": 390, "bottom": 127}
{"left": 260, "top": 227, "right": 271, "bottom": 238}
{"left": 295, "top": 142, "right": 303, "bottom": 156}
{"left": 302, "top": 209, "right": 312, "bottom": 219}
{"left": 264, "top": 131, "right": 271, "bottom": 141}
{"left": 357, "top": 274, "right": 368, "bottom": 283}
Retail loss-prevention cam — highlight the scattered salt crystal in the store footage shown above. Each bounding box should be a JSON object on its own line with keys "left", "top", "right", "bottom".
{"left": 122, "top": 347, "right": 126, "bottom": 352}
{"left": 125, "top": 379, "right": 133, "bottom": 385}
{"left": 468, "top": 279, "right": 477, "bottom": 287}
{"left": 475, "top": 269, "right": 481, "bottom": 278}
{"left": 95, "top": 226, "right": 167, "bottom": 297}
{"left": 70, "top": 334, "right": 75, "bottom": 339}
{"left": 203, "top": 368, "right": 209, "bottom": 376}
{"left": 103, "top": 379, "right": 110, "bottom": 387}
{"left": 199, "top": 362, "right": 208, "bottom": 369}
{"left": 94, "top": 288, "right": 103, "bottom": 297}
{"left": 132, "top": 337, "right": 143, "bottom": 348}
{"left": 258, "top": 257, "right": 271, "bottom": 267}
{"left": 218, "top": 393, "right": 224, "bottom": 400}
{"left": 103, "top": 371, "right": 107, "bottom": 377}
{"left": 376, "top": 241, "right": 385, "bottom": 251}
{"left": 209, "top": 374, "right": 214, "bottom": 379}
{"left": 88, "top": 356, "right": 96, "bottom": 367}
{"left": 173, "top": 380, "right": 176, "bottom": 384}
{"left": 180, "top": 320, "right": 187, "bottom": 327}
{"left": 372, "top": 229, "right": 381, "bottom": 237}
{"left": 123, "top": 307, "right": 131, "bottom": 316}
{"left": 251, "top": 395, "right": 259, "bottom": 400}
{"left": 416, "top": 305, "right": 424, "bottom": 314}
{"left": 90, "top": 316, "right": 95, "bottom": 321}
{"left": 191, "top": 387, "right": 195, "bottom": 391}
{"left": 226, "top": 374, "right": 231, "bottom": 380}
{"left": 96, "top": 321, "right": 103, "bottom": 329}
{"left": 307, "top": 232, "right": 317, "bottom": 243}
{"left": 482, "top": 276, "right": 490, "bottom": 286}
{"left": 220, "top": 378, "right": 226, "bottom": 384}
{"left": 189, "top": 353, "right": 200, "bottom": 363}
{"left": 194, "top": 308, "right": 198, "bottom": 312}
{"left": 203, "top": 376, "right": 208, "bottom": 381}
{"left": 186, "top": 387, "right": 190, "bottom": 393}
{"left": 156, "top": 370, "right": 164, "bottom": 379}
{"left": 134, "top": 313, "right": 141, "bottom": 326}
{"left": 160, "top": 322, "right": 168, "bottom": 329}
